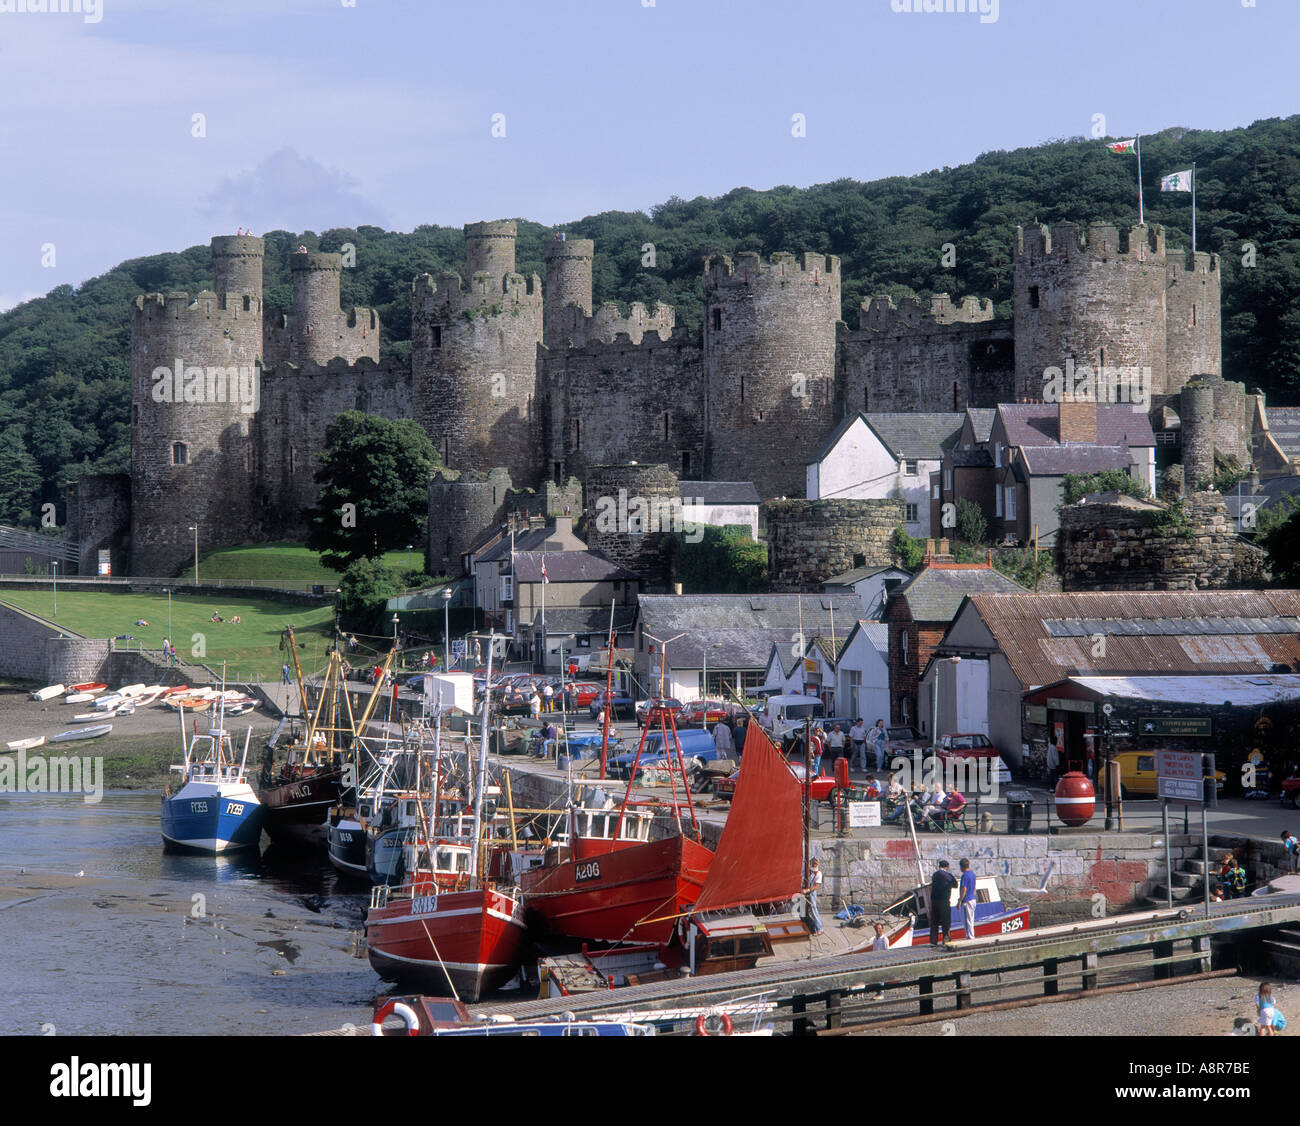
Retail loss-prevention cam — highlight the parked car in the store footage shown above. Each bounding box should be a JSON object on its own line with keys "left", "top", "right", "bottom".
{"left": 935, "top": 733, "right": 1013, "bottom": 786}
{"left": 608, "top": 728, "right": 720, "bottom": 778}
{"left": 589, "top": 688, "right": 636, "bottom": 720}
{"left": 635, "top": 697, "right": 683, "bottom": 727}
{"left": 886, "top": 725, "right": 926, "bottom": 754}
{"left": 714, "top": 759, "right": 836, "bottom": 802}
{"left": 1096, "top": 750, "right": 1226, "bottom": 799}
{"left": 1280, "top": 774, "right": 1300, "bottom": 809}
{"left": 562, "top": 681, "right": 604, "bottom": 708}
{"left": 679, "top": 699, "right": 731, "bottom": 726}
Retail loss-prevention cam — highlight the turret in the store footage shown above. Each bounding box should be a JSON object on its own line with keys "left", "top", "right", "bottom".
{"left": 544, "top": 235, "right": 594, "bottom": 348}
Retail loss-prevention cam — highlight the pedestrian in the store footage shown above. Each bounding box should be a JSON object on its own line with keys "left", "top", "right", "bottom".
{"left": 1230, "top": 857, "right": 1248, "bottom": 898}
{"left": 808, "top": 726, "right": 825, "bottom": 777}
{"left": 849, "top": 717, "right": 867, "bottom": 772}
{"left": 827, "top": 723, "right": 846, "bottom": 762}
{"left": 733, "top": 713, "right": 749, "bottom": 753}
{"left": 713, "top": 716, "right": 733, "bottom": 754}
{"left": 282, "top": 663, "right": 291, "bottom": 685}
{"left": 1046, "top": 739, "right": 1060, "bottom": 784}
{"left": 542, "top": 682, "right": 554, "bottom": 713}
{"left": 530, "top": 691, "right": 542, "bottom": 720}
{"left": 803, "top": 858, "right": 824, "bottom": 937}
{"left": 871, "top": 719, "right": 889, "bottom": 772}
{"left": 958, "top": 858, "right": 978, "bottom": 940}
{"left": 564, "top": 684, "right": 575, "bottom": 713}
{"left": 930, "top": 860, "right": 957, "bottom": 946}
{"left": 1282, "top": 830, "right": 1299, "bottom": 874}
{"left": 1257, "top": 982, "right": 1281, "bottom": 1036}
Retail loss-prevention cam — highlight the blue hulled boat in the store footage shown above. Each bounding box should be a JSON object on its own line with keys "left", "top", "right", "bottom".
{"left": 162, "top": 700, "right": 263, "bottom": 854}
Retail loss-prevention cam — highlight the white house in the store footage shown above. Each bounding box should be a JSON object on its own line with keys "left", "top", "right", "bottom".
{"left": 834, "top": 620, "right": 891, "bottom": 725}
{"left": 806, "top": 412, "right": 965, "bottom": 538}
{"left": 680, "top": 481, "right": 761, "bottom": 541}
{"left": 821, "top": 564, "right": 912, "bottom": 619}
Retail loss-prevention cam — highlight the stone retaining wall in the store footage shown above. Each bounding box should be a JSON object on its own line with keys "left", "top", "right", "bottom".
{"left": 765, "top": 498, "right": 904, "bottom": 592}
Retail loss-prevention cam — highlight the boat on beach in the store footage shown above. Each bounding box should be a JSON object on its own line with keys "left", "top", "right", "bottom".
{"left": 48, "top": 725, "right": 112, "bottom": 743}
{"left": 30, "top": 684, "right": 66, "bottom": 702}
{"left": 161, "top": 693, "right": 263, "bottom": 854}
{"left": 68, "top": 682, "right": 107, "bottom": 694}
{"left": 6, "top": 736, "right": 46, "bottom": 751}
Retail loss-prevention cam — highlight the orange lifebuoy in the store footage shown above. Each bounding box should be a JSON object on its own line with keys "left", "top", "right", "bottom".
{"left": 694, "top": 1012, "right": 734, "bottom": 1036}
{"left": 371, "top": 999, "right": 419, "bottom": 1036}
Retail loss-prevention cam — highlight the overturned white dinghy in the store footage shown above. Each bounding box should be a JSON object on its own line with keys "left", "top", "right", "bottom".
{"left": 6, "top": 736, "right": 46, "bottom": 751}
{"left": 30, "top": 684, "right": 66, "bottom": 702}
{"left": 48, "top": 725, "right": 113, "bottom": 743}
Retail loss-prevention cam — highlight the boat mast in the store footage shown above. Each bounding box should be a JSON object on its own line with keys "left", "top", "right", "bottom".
{"left": 468, "top": 631, "right": 496, "bottom": 880}
{"left": 599, "top": 600, "right": 615, "bottom": 780}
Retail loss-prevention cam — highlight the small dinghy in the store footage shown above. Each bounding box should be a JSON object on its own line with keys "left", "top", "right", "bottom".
{"left": 116, "top": 684, "right": 148, "bottom": 699}
{"left": 48, "top": 724, "right": 112, "bottom": 743}
{"left": 65, "top": 693, "right": 97, "bottom": 705}
{"left": 73, "top": 712, "right": 105, "bottom": 721}
{"left": 30, "top": 684, "right": 66, "bottom": 702}
{"left": 69, "top": 682, "right": 108, "bottom": 694}
{"left": 6, "top": 736, "right": 46, "bottom": 751}
{"left": 93, "top": 694, "right": 125, "bottom": 711}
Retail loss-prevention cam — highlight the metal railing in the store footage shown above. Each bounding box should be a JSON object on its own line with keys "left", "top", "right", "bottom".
{"left": 0, "top": 573, "right": 337, "bottom": 594}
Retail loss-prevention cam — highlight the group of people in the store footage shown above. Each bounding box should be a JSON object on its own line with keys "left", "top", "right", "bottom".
{"left": 883, "top": 776, "right": 966, "bottom": 830}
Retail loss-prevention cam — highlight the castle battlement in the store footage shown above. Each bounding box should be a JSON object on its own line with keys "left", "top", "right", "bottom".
{"left": 131, "top": 290, "right": 261, "bottom": 326}
{"left": 1015, "top": 221, "right": 1167, "bottom": 263}
{"left": 1167, "top": 248, "right": 1221, "bottom": 276}
{"left": 552, "top": 300, "right": 676, "bottom": 347}
{"left": 412, "top": 270, "right": 543, "bottom": 319}
{"left": 857, "top": 292, "right": 994, "bottom": 333}
{"left": 705, "top": 250, "right": 840, "bottom": 289}
{"left": 265, "top": 354, "right": 405, "bottom": 381}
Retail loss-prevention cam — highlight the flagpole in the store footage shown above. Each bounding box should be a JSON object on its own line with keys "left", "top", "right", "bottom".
{"left": 1191, "top": 162, "right": 1197, "bottom": 254}
{"left": 1137, "top": 134, "right": 1145, "bottom": 225}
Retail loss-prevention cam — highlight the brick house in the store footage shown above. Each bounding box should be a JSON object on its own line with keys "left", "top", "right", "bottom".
{"left": 884, "top": 550, "right": 1026, "bottom": 734}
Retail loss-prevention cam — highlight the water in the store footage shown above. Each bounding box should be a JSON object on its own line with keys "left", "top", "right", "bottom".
{"left": 0, "top": 791, "right": 379, "bottom": 1035}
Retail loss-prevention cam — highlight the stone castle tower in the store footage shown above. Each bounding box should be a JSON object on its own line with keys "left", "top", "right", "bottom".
{"left": 703, "top": 251, "right": 841, "bottom": 498}
{"left": 1012, "top": 221, "right": 1221, "bottom": 404}
{"left": 411, "top": 221, "right": 544, "bottom": 488}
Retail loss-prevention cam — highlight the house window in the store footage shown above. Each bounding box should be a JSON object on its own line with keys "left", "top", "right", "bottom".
{"left": 994, "top": 443, "right": 1002, "bottom": 468}
{"left": 1029, "top": 286, "right": 1040, "bottom": 308}
{"left": 901, "top": 630, "right": 909, "bottom": 666}
{"left": 943, "top": 467, "right": 952, "bottom": 491}
{"left": 996, "top": 488, "right": 1003, "bottom": 518}
{"left": 905, "top": 503, "right": 918, "bottom": 522}
{"left": 171, "top": 441, "right": 188, "bottom": 466}
{"left": 932, "top": 484, "right": 939, "bottom": 500}
{"left": 711, "top": 309, "right": 722, "bottom": 331}
{"left": 1005, "top": 486, "right": 1016, "bottom": 520}
{"left": 900, "top": 696, "right": 911, "bottom": 725}
{"left": 904, "top": 460, "right": 918, "bottom": 476}
{"left": 501, "top": 574, "right": 513, "bottom": 601}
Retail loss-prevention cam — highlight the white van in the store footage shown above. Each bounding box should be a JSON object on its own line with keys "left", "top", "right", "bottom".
{"left": 762, "top": 694, "right": 825, "bottom": 739}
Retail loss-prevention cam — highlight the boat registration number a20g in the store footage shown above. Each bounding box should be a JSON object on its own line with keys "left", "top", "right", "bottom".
{"left": 574, "top": 861, "right": 601, "bottom": 882}
{"left": 1001, "top": 916, "right": 1025, "bottom": 934}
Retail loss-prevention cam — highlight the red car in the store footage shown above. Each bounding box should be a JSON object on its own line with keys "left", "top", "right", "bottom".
{"left": 714, "top": 759, "right": 836, "bottom": 803}
{"left": 636, "top": 697, "right": 683, "bottom": 727}
{"left": 679, "top": 699, "right": 731, "bottom": 726}
{"left": 1281, "top": 775, "right": 1300, "bottom": 809}
{"left": 563, "top": 681, "right": 603, "bottom": 708}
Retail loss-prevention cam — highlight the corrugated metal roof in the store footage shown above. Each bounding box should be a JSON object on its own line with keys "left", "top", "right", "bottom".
{"left": 968, "top": 590, "right": 1300, "bottom": 687}
{"left": 1066, "top": 674, "right": 1300, "bottom": 706}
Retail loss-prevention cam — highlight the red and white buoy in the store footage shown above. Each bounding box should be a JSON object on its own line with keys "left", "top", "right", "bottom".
{"left": 1054, "top": 771, "right": 1095, "bottom": 827}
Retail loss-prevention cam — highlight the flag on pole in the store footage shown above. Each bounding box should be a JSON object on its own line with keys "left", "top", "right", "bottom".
{"left": 1107, "top": 138, "right": 1137, "bottom": 154}
{"left": 1160, "top": 169, "right": 1193, "bottom": 192}
{"left": 541, "top": 557, "right": 550, "bottom": 584}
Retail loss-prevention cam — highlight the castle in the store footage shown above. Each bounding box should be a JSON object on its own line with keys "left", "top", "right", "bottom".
{"left": 115, "top": 217, "right": 1236, "bottom": 578}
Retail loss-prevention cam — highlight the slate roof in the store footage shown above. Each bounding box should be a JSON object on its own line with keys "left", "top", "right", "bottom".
{"left": 512, "top": 551, "right": 637, "bottom": 583}
{"left": 863, "top": 413, "right": 965, "bottom": 461}
{"left": 966, "top": 409, "right": 997, "bottom": 444}
{"left": 1018, "top": 444, "right": 1133, "bottom": 477}
{"left": 1265, "top": 407, "right": 1300, "bottom": 461}
{"left": 997, "top": 403, "right": 1155, "bottom": 448}
{"left": 845, "top": 620, "right": 889, "bottom": 658}
{"left": 893, "top": 564, "right": 1027, "bottom": 623}
{"left": 680, "top": 481, "right": 760, "bottom": 506}
{"left": 478, "top": 524, "right": 584, "bottom": 563}
{"left": 637, "top": 593, "right": 867, "bottom": 671}
{"left": 530, "top": 606, "right": 637, "bottom": 634}
{"left": 823, "top": 564, "right": 911, "bottom": 587}
{"left": 963, "top": 590, "right": 1300, "bottom": 688}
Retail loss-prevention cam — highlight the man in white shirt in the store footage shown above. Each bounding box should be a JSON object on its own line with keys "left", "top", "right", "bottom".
{"left": 826, "top": 724, "right": 846, "bottom": 763}
{"left": 849, "top": 718, "right": 867, "bottom": 772}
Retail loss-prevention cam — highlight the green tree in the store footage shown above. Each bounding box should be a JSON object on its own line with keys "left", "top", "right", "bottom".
{"left": 955, "top": 497, "right": 987, "bottom": 547}
{"left": 1061, "top": 469, "right": 1151, "bottom": 506}
{"left": 1260, "top": 505, "right": 1300, "bottom": 585}
{"left": 336, "top": 558, "right": 405, "bottom": 626}
{"left": 308, "top": 412, "right": 439, "bottom": 571}
{"left": 0, "top": 424, "right": 42, "bottom": 525}
{"left": 892, "top": 526, "right": 924, "bottom": 570}
{"left": 677, "top": 525, "right": 767, "bottom": 592}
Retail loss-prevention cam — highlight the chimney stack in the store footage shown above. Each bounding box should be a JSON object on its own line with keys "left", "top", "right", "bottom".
{"left": 1059, "top": 396, "right": 1097, "bottom": 443}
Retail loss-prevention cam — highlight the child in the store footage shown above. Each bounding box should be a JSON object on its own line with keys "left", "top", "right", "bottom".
{"left": 1257, "top": 982, "right": 1281, "bottom": 1036}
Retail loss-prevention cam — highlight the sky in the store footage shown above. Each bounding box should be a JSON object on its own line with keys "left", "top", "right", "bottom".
{"left": 0, "top": 0, "right": 1295, "bottom": 309}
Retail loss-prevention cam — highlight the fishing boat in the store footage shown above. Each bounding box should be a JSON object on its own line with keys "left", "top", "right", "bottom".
{"left": 30, "top": 684, "right": 66, "bottom": 702}
{"left": 6, "top": 736, "right": 45, "bottom": 751}
{"left": 260, "top": 629, "right": 387, "bottom": 849}
{"left": 519, "top": 699, "right": 714, "bottom": 946}
{"left": 365, "top": 636, "right": 528, "bottom": 1001}
{"left": 882, "top": 876, "right": 1028, "bottom": 944}
{"left": 48, "top": 724, "right": 112, "bottom": 743}
{"left": 161, "top": 693, "right": 263, "bottom": 854}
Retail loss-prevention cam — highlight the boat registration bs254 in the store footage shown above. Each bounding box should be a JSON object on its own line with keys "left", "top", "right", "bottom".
{"left": 575, "top": 861, "right": 601, "bottom": 882}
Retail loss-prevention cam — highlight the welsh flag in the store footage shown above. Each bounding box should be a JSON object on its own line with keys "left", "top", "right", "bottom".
{"left": 1108, "top": 138, "right": 1137, "bottom": 154}
{"left": 1160, "top": 169, "right": 1193, "bottom": 192}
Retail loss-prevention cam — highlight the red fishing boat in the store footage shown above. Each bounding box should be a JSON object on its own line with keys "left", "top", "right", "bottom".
{"left": 365, "top": 635, "right": 527, "bottom": 1001}
{"left": 521, "top": 699, "right": 713, "bottom": 945}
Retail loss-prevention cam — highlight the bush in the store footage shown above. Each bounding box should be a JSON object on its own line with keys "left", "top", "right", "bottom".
{"left": 1061, "top": 470, "right": 1150, "bottom": 506}
{"left": 955, "top": 497, "right": 987, "bottom": 547}
{"left": 337, "top": 558, "right": 404, "bottom": 627}
{"left": 678, "top": 525, "right": 766, "bottom": 592}
{"left": 892, "top": 526, "right": 924, "bottom": 570}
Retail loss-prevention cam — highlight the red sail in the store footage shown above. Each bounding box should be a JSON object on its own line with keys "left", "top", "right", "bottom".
{"left": 692, "top": 722, "right": 804, "bottom": 914}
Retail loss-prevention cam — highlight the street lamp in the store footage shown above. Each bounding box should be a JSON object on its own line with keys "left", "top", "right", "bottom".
{"left": 165, "top": 588, "right": 172, "bottom": 662}
{"left": 442, "top": 587, "right": 452, "bottom": 670}
{"left": 51, "top": 560, "right": 57, "bottom": 618}
{"left": 929, "top": 654, "right": 962, "bottom": 750}
{"left": 188, "top": 522, "right": 199, "bottom": 586}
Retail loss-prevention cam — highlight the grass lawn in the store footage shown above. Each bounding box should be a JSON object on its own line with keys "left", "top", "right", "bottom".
{"left": 183, "top": 542, "right": 427, "bottom": 583}
{"left": 0, "top": 590, "right": 340, "bottom": 681}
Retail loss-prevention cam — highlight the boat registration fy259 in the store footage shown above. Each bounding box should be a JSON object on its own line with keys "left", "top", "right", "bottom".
{"left": 575, "top": 861, "right": 601, "bottom": 882}
{"left": 411, "top": 895, "right": 438, "bottom": 915}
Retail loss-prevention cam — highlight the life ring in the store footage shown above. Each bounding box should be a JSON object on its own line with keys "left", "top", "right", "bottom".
{"left": 371, "top": 999, "right": 419, "bottom": 1036}
{"left": 694, "top": 1012, "right": 733, "bottom": 1036}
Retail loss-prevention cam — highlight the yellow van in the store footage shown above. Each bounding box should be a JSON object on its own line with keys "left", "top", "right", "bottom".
{"left": 1097, "top": 750, "right": 1226, "bottom": 799}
